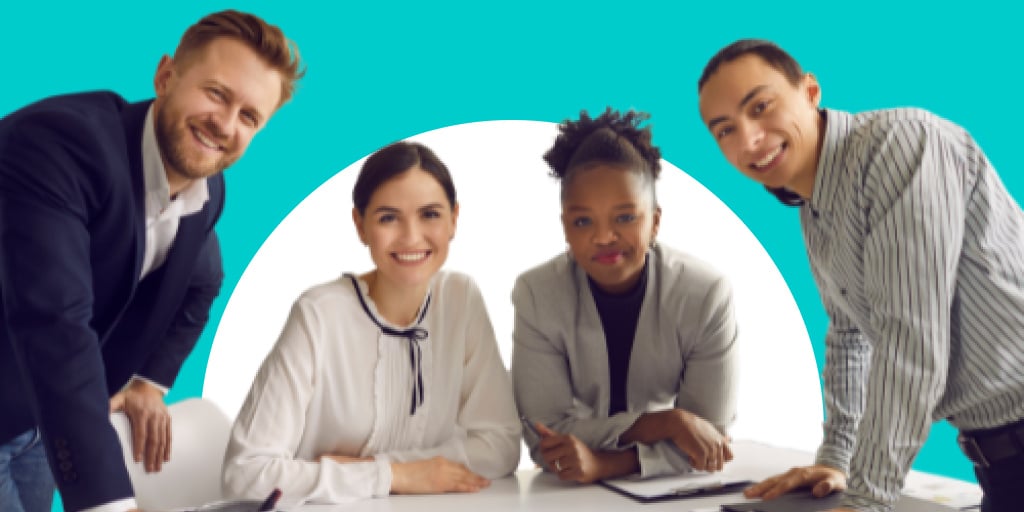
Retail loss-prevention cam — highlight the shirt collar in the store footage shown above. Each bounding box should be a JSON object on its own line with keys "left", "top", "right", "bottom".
{"left": 807, "top": 108, "right": 854, "bottom": 214}
{"left": 142, "top": 105, "right": 209, "bottom": 218}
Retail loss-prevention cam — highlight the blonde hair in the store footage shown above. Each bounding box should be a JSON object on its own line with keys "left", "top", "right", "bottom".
{"left": 174, "top": 10, "right": 305, "bottom": 106}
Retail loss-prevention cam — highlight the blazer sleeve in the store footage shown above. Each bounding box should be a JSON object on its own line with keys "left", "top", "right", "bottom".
{"left": 0, "top": 110, "right": 134, "bottom": 510}
{"left": 511, "top": 273, "right": 643, "bottom": 467}
{"left": 137, "top": 230, "right": 224, "bottom": 386}
{"left": 638, "top": 274, "right": 741, "bottom": 477}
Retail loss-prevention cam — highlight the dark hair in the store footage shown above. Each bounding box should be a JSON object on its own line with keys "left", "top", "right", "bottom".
{"left": 699, "top": 39, "right": 807, "bottom": 207}
{"left": 698, "top": 39, "right": 803, "bottom": 94}
{"left": 352, "top": 141, "right": 457, "bottom": 215}
{"left": 544, "top": 108, "right": 661, "bottom": 202}
{"left": 766, "top": 187, "right": 805, "bottom": 206}
{"left": 175, "top": 10, "right": 305, "bottom": 107}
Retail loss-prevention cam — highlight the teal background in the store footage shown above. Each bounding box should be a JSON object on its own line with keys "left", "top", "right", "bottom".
{"left": 4, "top": 0, "right": 1019, "bottom": 504}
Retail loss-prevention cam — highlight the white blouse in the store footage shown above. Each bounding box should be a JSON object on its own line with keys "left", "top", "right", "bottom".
{"left": 222, "top": 271, "right": 521, "bottom": 507}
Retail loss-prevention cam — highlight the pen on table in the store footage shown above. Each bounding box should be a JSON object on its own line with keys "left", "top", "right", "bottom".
{"left": 672, "top": 480, "right": 752, "bottom": 496}
{"left": 258, "top": 488, "right": 281, "bottom": 512}
{"left": 672, "top": 480, "right": 724, "bottom": 495}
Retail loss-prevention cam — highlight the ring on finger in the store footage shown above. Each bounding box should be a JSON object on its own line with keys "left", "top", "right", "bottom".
{"left": 554, "top": 459, "right": 562, "bottom": 472}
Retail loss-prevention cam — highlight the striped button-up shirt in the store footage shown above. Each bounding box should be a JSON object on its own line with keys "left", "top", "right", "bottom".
{"left": 804, "top": 108, "right": 1024, "bottom": 512}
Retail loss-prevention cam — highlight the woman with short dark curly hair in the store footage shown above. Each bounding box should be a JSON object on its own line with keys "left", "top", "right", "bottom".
{"left": 512, "top": 108, "right": 740, "bottom": 483}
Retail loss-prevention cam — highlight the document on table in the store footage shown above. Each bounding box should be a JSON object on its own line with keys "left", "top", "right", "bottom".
{"left": 599, "top": 470, "right": 753, "bottom": 503}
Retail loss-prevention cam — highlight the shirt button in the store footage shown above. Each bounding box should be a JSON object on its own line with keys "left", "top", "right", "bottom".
{"left": 840, "top": 288, "right": 848, "bottom": 296}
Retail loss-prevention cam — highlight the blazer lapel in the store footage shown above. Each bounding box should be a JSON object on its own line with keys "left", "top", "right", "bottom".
{"left": 628, "top": 248, "right": 660, "bottom": 407}
{"left": 156, "top": 212, "right": 206, "bottom": 291}
{"left": 572, "top": 259, "right": 612, "bottom": 416}
{"left": 120, "top": 100, "right": 154, "bottom": 287}
{"left": 96, "top": 99, "right": 153, "bottom": 344}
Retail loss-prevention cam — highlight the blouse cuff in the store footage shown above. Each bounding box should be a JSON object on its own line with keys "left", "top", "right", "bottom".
{"left": 372, "top": 455, "right": 393, "bottom": 497}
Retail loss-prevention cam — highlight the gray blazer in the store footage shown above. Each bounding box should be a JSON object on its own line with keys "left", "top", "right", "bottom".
{"left": 511, "top": 244, "right": 739, "bottom": 477}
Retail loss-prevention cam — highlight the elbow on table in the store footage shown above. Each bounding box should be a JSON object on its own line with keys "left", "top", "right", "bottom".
{"left": 221, "top": 458, "right": 276, "bottom": 500}
{"left": 473, "top": 431, "right": 522, "bottom": 479}
{"left": 496, "top": 435, "right": 522, "bottom": 478}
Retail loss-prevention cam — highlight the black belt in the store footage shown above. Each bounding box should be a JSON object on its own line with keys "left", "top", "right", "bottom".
{"left": 958, "top": 417, "right": 1024, "bottom": 468}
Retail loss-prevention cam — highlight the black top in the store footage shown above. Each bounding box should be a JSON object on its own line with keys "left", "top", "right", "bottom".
{"left": 588, "top": 257, "right": 649, "bottom": 416}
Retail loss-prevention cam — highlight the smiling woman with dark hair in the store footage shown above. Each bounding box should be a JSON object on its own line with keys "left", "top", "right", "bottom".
{"left": 511, "top": 108, "right": 740, "bottom": 484}
{"left": 222, "top": 141, "right": 520, "bottom": 507}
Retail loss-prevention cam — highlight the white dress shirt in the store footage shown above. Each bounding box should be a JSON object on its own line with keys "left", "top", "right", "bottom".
{"left": 139, "top": 105, "right": 209, "bottom": 280}
{"left": 222, "top": 271, "right": 521, "bottom": 508}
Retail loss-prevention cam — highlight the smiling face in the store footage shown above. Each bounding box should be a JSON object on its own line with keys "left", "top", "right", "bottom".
{"left": 561, "top": 164, "right": 660, "bottom": 294}
{"left": 152, "top": 36, "right": 283, "bottom": 191}
{"left": 698, "top": 54, "right": 823, "bottom": 198}
{"left": 353, "top": 167, "right": 458, "bottom": 293}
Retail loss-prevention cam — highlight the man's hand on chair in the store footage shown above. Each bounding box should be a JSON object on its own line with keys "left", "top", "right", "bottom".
{"left": 110, "top": 379, "right": 171, "bottom": 473}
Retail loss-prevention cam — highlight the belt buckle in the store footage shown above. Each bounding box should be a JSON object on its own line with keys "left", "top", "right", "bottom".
{"left": 957, "top": 433, "right": 991, "bottom": 468}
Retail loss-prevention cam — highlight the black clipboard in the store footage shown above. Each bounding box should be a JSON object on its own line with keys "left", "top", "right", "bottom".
{"left": 599, "top": 479, "right": 753, "bottom": 504}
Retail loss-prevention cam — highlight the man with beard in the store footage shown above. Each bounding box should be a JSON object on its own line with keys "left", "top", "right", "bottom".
{"left": 0, "top": 10, "right": 303, "bottom": 512}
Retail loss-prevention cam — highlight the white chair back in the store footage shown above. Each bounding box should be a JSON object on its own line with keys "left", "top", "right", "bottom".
{"left": 110, "top": 397, "right": 231, "bottom": 510}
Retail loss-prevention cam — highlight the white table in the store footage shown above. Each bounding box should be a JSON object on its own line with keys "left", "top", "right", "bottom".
{"left": 297, "top": 441, "right": 982, "bottom": 511}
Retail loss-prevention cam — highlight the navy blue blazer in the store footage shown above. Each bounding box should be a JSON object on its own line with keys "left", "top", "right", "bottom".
{"left": 0, "top": 91, "right": 225, "bottom": 511}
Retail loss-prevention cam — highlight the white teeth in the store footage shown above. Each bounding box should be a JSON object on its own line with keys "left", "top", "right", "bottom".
{"left": 395, "top": 252, "right": 428, "bottom": 262}
{"left": 754, "top": 146, "right": 782, "bottom": 168}
{"left": 193, "top": 128, "right": 220, "bottom": 150}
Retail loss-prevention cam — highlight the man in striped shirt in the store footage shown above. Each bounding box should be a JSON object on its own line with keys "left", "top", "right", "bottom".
{"left": 696, "top": 39, "right": 1024, "bottom": 512}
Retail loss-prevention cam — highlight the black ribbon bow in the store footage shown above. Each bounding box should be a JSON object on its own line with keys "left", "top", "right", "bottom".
{"left": 347, "top": 274, "right": 431, "bottom": 415}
